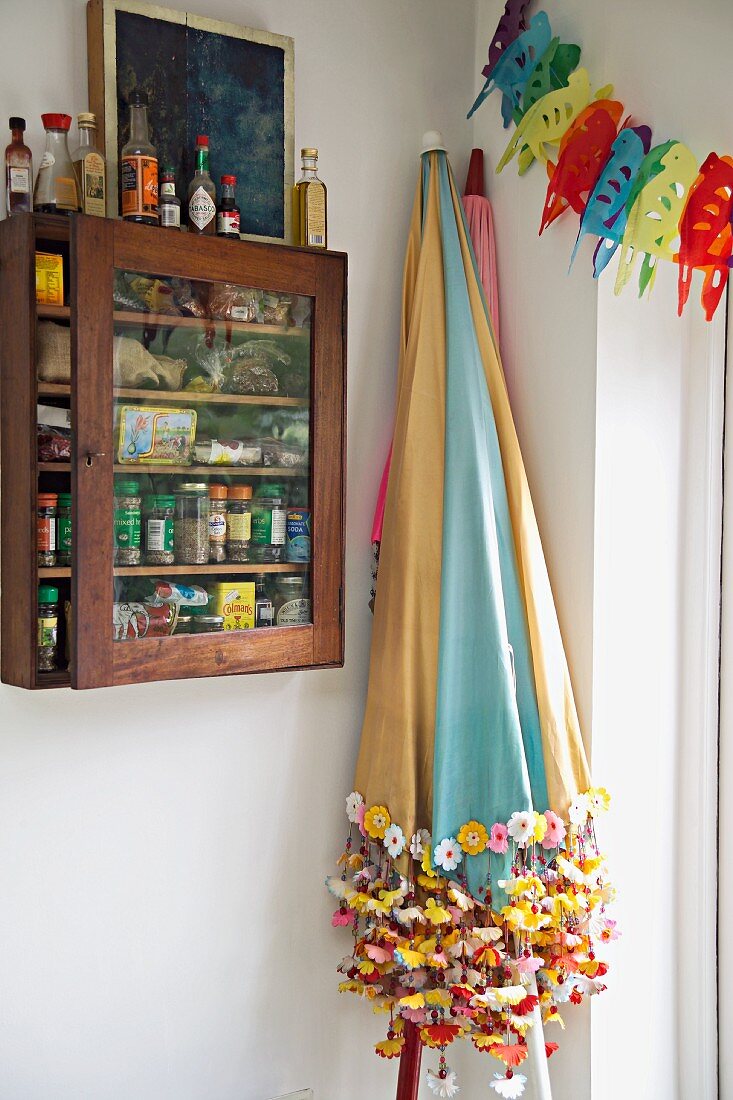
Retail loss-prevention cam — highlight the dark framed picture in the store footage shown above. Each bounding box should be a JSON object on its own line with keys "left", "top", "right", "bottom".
{"left": 87, "top": 0, "right": 294, "bottom": 242}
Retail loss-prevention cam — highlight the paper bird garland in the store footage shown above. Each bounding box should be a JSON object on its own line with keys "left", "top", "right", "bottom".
{"left": 470, "top": 5, "right": 730, "bottom": 319}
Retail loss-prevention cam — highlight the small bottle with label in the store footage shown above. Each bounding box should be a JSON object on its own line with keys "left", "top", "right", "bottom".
{"left": 71, "top": 113, "right": 106, "bottom": 217}
{"left": 254, "top": 574, "right": 274, "bottom": 628}
{"left": 159, "top": 165, "right": 181, "bottom": 229}
{"left": 120, "top": 93, "right": 158, "bottom": 225}
{"left": 293, "top": 147, "right": 327, "bottom": 248}
{"left": 33, "top": 114, "right": 80, "bottom": 215}
{"left": 216, "top": 174, "right": 240, "bottom": 238}
{"left": 5, "top": 117, "right": 33, "bottom": 216}
{"left": 38, "top": 585, "right": 59, "bottom": 673}
{"left": 187, "top": 135, "right": 216, "bottom": 235}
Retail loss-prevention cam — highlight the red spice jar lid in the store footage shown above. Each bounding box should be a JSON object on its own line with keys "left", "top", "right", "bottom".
{"left": 196, "top": 134, "right": 209, "bottom": 146}
{"left": 221, "top": 174, "right": 236, "bottom": 185}
{"left": 41, "top": 113, "right": 72, "bottom": 131}
{"left": 37, "top": 493, "right": 58, "bottom": 505}
{"left": 228, "top": 485, "right": 252, "bottom": 500}
{"left": 209, "top": 484, "right": 228, "bottom": 500}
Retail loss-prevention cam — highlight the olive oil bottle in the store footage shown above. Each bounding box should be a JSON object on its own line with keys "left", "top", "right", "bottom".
{"left": 293, "top": 147, "right": 327, "bottom": 248}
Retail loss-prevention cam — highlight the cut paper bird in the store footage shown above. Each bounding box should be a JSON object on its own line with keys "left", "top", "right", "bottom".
{"left": 497, "top": 70, "right": 613, "bottom": 175}
{"left": 513, "top": 37, "right": 582, "bottom": 172}
{"left": 571, "top": 124, "right": 653, "bottom": 273}
{"left": 539, "top": 99, "right": 624, "bottom": 233}
{"left": 480, "top": 0, "right": 532, "bottom": 82}
{"left": 468, "top": 12, "right": 552, "bottom": 125}
{"left": 615, "top": 140, "right": 698, "bottom": 297}
{"left": 676, "top": 151, "right": 733, "bottom": 319}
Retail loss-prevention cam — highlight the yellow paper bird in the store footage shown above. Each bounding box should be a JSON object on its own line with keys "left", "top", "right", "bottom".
{"left": 497, "top": 69, "right": 593, "bottom": 174}
{"left": 615, "top": 142, "right": 698, "bottom": 297}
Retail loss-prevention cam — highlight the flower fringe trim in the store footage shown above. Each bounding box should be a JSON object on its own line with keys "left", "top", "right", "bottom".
{"left": 329, "top": 789, "right": 617, "bottom": 1098}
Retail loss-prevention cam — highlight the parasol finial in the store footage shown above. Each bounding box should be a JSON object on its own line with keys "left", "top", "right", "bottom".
{"left": 421, "top": 130, "right": 446, "bottom": 154}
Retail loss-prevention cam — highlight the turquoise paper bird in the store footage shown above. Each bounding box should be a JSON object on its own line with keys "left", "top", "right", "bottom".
{"left": 467, "top": 11, "right": 552, "bottom": 125}
{"left": 570, "top": 124, "right": 653, "bottom": 274}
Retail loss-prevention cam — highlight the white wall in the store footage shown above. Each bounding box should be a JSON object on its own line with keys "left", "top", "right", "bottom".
{"left": 0, "top": 3, "right": 476, "bottom": 1098}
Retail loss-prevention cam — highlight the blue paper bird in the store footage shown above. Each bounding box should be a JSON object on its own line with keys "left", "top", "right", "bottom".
{"left": 467, "top": 12, "right": 552, "bottom": 125}
{"left": 571, "top": 124, "right": 652, "bottom": 274}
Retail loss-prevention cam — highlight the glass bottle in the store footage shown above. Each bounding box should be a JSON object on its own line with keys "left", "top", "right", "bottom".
{"left": 187, "top": 135, "right": 216, "bottom": 235}
{"left": 293, "top": 147, "right": 327, "bottom": 248}
{"left": 159, "top": 165, "right": 181, "bottom": 229}
{"left": 174, "top": 483, "right": 210, "bottom": 564}
{"left": 274, "top": 574, "right": 311, "bottom": 626}
{"left": 114, "top": 480, "right": 142, "bottom": 566}
{"left": 143, "top": 494, "right": 175, "bottom": 566}
{"left": 254, "top": 574, "right": 274, "bottom": 628}
{"left": 250, "top": 489, "right": 287, "bottom": 563}
{"left": 226, "top": 485, "right": 252, "bottom": 562}
{"left": 38, "top": 585, "right": 59, "bottom": 673}
{"left": 57, "top": 492, "right": 72, "bottom": 567}
{"left": 33, "top": 114, "right": 80, "bottom": 215}
{"left": 37, "top": 492, "right": 58, "bottom": 567}
{"left": 5, "top": 117, "right": 33, "bottom": 216}
{"left": 208, "top": 483, "right": 228, "bottom": 563}
{"left": 120, "top": 93, "right": 158, "bottom": 225}
{"left": 71, "top": 113, "right": 106, "bottom": 217}
{"left": 216, "top": 174, "right": 240, "bottom": 238}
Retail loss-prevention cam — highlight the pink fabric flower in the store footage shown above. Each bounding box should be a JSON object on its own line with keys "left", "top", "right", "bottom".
{"left": 356, "top": 801, "right": 367, "bottom": 836}
{"left": 541, "top": 810, "right": 567, "bottom": 850}
{"left": 331, "top": 907, "right": 355, "bottom": 927}
{"left": 488, "top": 822, "right": 509, "bottom": 854}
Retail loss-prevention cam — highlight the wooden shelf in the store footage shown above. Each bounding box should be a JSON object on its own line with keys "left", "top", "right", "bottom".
{"left": 112, "top": 310, "right": 309, "bottom": 337}
{"left": 113, "top": 562, "right": 307, "bottom": 577}
{"left": 39, "top": 563, "right": 307, "bottom": 578}
{"left": 36, "top": 304, "right": 310, "bottom": 338}
{"left": 37, "top": 304, "right": 70, "bottom": 321}
{"left": 37, "top": 462, "right": 308, "bottom": 477}
{"left": 114, "top": 464, "right": 307, "bottom": 477}
{"left": 36, "top": 668, "right": 71, "bottom": 689}
{"left": 37, "top": 381, "right": 309, "bottom": 407}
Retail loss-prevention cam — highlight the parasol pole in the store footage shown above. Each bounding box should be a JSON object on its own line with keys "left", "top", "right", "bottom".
{"left": 395, "top": 1021, "right": 422, "bottom": 1100}
{"left": 512, "top": 955, "right": 553, "bottom": 1100}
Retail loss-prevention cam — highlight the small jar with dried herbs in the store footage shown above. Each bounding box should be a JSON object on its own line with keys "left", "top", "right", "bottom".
{"left": 143, "top": 494, "right": 175, "bottom": 566}
{"left": 174, "top": 482, "right": 209, "bottom": 564}
{"left": 114, "top": 480, "right": 141, "bottom": 565}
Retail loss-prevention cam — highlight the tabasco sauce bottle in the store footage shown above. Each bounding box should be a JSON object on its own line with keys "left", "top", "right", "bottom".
{"left": 293, "top": 148, "right": 327, "bottom": 248}
{"left": 187, "top": 135, "right": 216, "bottom": 235}
{"left": 120, "top": 93, "right": 158, "bottom": 225}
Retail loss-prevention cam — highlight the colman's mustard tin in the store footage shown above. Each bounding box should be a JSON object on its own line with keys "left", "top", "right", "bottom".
{"left": 208, "top": 582, "right": 255, "bottom": 630}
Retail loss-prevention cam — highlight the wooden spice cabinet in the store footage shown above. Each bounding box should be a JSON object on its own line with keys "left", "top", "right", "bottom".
{"left": 0, "top": 213, "right": 347, "bottom": 689}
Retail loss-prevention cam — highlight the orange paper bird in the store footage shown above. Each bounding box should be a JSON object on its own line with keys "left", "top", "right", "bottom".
{"left": 676, "top": 151, "right": 733, "bottom": 320}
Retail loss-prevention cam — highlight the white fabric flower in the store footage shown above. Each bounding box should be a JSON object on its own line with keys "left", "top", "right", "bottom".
{"left": 568, "top": 793, "right": 590, "bottom": 826}
{"left": 427, "top": 1068, "right": 460, "bottom": 1097}
{"left": 383, "top": 823, "right": 406, "bottom": 857}
{"left": 507, "top": 810, "right": 534, "bottom": 848}
{"left": 409, "top": 828, "right": 431, "bottom": 859}
{"left": 345, "top": 791, "right": 364, "bottom": 823}
{"left": 490, "top": 1073, "right": 527, "bottom": 1098}
{"left": 433, "top": 837, "right": 463, "bottom": 872}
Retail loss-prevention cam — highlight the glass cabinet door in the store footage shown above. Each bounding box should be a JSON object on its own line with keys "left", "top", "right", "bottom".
{"left": 109, "top": 268, "right": 313, "bottom": 643}
{"left": 71, "top": 218, "right": 344, "bottom": 687}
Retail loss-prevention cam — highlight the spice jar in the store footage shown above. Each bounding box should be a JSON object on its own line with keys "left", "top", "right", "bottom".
{"left": 173, "top": 614, "right": 193, "bottom": 634}
{"left": 251, "top": 487, "right": 287, "bottom": 563}
{"left": 191, "top": 614, "right": 224, "bottom": 634}
{"left": 33, "top": 114, "right": 80, "bottom": 215}
{"left": 208, "top": 484, "right": 228, "bottom": 563}
{"left": 114, "top": 480, "right": 142, "bottom": 565}
{"left": 274, "top": 574, "right": 311, "bottom": 626}
{"left": 254, "top": 573, "right": 274, "bottom": 628}
{"left": 37, "top": 492, "right": 58, "bottom": 567}
{"left": 174, "top": 482, "right": 210, "bottom": 564}
{"left": 226, "top": 484, "right": 252, "bottom": 563}
{"left": 143, "top": 494, "right": 175, "bottom": 566}
{"left": 57, "top": 492, "right": 72, "bottom": 567}
{"left": 38, "top": 584, "right": 59, "bottom": 672}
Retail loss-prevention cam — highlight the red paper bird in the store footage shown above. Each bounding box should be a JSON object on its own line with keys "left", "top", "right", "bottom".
{"left": 539, "top": 100, "right": 624, "bottom": 235}
{"left": 676, "top": 151, "right": 733, "bottom": 320}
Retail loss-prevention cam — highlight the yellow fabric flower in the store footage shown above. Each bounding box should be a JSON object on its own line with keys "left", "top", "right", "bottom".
{"left": 375, "top": 1036, "right": 404, "bottom": 1059}
{"left": 587, "top": 786, "right": 611, "bottom": 816}
{"left": 458, "top": 820, "right": 489, "bottom": 855}
{"left": 421, "top": 846, "right": 437, "bottom": 878}
{"left": 532, "top": 812, "right": 548, "bottom": 843}
{"left": 364, "top": 805, "right": 391, "bottom": 839}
